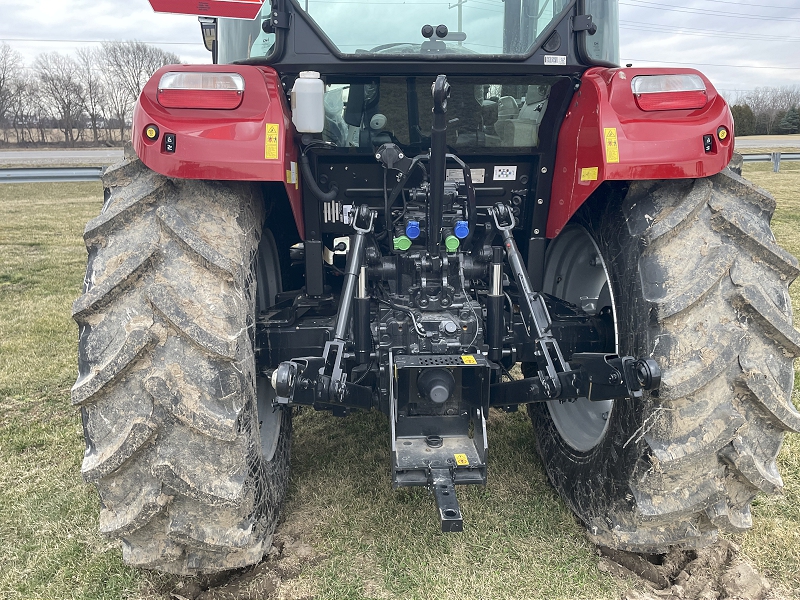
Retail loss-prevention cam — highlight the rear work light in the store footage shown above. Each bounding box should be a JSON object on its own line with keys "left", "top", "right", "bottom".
{"left": 157, "top": 72, "right": 245, "bottom": 109}
{"left": 631, "top": 74, "right": 707, "bottom": 111}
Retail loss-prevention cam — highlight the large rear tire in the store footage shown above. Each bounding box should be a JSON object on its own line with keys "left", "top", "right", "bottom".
{"left": 73, "top": 154, "right": 291, "bottom": 574}
{"left": 530, "top": 169, "right": 800, "bottom": 552}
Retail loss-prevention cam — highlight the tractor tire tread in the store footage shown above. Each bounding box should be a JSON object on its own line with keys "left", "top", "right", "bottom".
{"left": 75, "top": 157, "right": 290, "bottom": 574}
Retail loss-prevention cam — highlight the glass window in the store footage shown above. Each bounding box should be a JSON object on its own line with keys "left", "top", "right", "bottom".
{"left": 321, "top": 76, "right": 555, "bottom": 151}
{"left": 582, "top": 0, "right": 619, "bottom": 65}
{"left": 218, "top": 5, "right": 275, "bottom": 64}
{"left": 218, "top": 0, "right": 574, "bottom": 61}
{"left": 303, "top": 0, "right": 570, "bottom": 56}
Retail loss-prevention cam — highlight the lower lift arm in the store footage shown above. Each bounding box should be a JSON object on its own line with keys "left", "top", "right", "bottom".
{"left": 488, "top": 203, "right": 661, "bottom": 407}
{"left": 273, "top": 205, "right": 376, "bottom": 410}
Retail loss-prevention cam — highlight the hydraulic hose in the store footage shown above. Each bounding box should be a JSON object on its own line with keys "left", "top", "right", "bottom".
{"left": 300, "top": 154, "right": 338, "bottom": 202}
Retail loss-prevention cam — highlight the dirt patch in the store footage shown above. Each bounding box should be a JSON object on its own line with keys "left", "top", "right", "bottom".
{"left": 163, "top": 527, "right": 326, "bottom": 600}
{"left": 597, "top": 539, "right": 774, "bottom": 600}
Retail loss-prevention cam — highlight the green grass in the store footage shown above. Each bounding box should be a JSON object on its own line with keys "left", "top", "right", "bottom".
{"left": 1, "top": 167, "right": 800, "bottom": 599}
{"left": 735, "top": 162, "right": 800, "bottom": 594}
{"left": 0, "top": 183, "right": 144, "bottom": 599}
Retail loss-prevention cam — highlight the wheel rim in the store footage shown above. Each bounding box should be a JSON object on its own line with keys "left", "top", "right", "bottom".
{"left": 255, "top": 229, "right": 283, "bottom": 462}
{"left": 542, "top": 225, "right": 618, "bottom": 452}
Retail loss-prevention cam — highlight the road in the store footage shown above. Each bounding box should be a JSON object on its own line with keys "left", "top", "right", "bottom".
{"left": 735, "top": 135, "right": 800, "bottom": 149}
{"left": 0, "top": 148, "right": 123, "bottom": 165}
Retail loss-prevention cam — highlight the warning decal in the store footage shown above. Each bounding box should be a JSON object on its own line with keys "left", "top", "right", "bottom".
{"left": 265, "top": 123, "right": 280, "bottom": 160}
{"left": 580, "top": 167, "right": 599, "bottom": 181}
{"left": 604, "top": 128, "right": 620, "bottom": 163}
{"left": 461, "top": 355, "right": 477, "bottom": 365}
{"left": 286, "top": 161, "right": 297, "bottom": 187}
{"left": 454, "top": 453, "right": 470, "bottom": 466}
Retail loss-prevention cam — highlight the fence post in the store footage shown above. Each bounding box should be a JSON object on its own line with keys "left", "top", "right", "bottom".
{"left": 772, "top": 152, "right": 781, "bottom": 173}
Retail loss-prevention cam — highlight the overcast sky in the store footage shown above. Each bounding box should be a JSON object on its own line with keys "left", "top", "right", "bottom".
{"left": 2, "top": 0, "right": 800, "bottom": 101}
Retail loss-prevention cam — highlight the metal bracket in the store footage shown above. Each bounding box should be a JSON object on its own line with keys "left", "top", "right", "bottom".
{"left": 489, "top": 353, "right": 662, "bottom": 407}
{"left": 572, "top": 15, "right": 597, "bottom": 35}
{"left": 270, "top": 11, "right": 290, "bottom": 29}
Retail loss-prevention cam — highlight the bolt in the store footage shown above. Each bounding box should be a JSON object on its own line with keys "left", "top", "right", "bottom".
{"left": 601, "top": 411, "right": 609, "bottom": 420}
{"left": 534, "top": 229, "right": 540, "bottom": 235}
{"left": 375, "top": 153, "right": 381, "bottom": 160}
{"left": 537, "top": 198, "right": 544, "bottom": 204}
{"left": 608, "top": 372, "right": 620, "bottom": 384}
{"left": 541, "top": 167, "right": 548, "bottom": 174}
{"left": 399, "top": 153, "right": 404, "bottom": 158}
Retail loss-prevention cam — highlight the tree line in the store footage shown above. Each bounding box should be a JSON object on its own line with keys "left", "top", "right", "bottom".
{"left": 0, "top": 41, "right": 181, "bottom": 146}
{"left": 730, "top": 86, "right": 800, "bottom": 136}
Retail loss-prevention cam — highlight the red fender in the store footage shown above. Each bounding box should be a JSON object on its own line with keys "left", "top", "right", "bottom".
{"left": 132, "top": 64, "right": 305, "bottom": 238}
{"left": 547, "top": 67, "right": 734, "bottom": 238}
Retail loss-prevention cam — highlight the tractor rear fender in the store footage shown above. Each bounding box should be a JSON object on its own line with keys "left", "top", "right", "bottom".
{"left": 131, "top": 64, "right": 305, "bottom": 237}
{"left": 547, "top": 67, "right": 734, "bottom": 238}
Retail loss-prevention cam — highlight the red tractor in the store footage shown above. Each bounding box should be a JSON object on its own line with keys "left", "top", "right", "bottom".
{"left": 73, "top": 0, "right": 800, "bottom": 574}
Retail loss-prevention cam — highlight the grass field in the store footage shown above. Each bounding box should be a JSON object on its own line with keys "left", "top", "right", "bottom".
{"left": 1, "top": 163, "right": 799, "bottom": 599}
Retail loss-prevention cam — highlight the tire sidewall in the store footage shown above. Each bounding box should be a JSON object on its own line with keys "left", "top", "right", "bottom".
{"left": 529, "top": 186, "right": 654, "bottom": 530}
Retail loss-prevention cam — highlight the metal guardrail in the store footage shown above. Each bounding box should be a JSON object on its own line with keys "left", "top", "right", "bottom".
{"left": 742, "top": 152, "right": 799, "bottom": 173}
{"left": 742, "top": 153, "right": 800, "bottom": 162}
{"left": 0, "top": 166, "right": 104, "bottom": 183}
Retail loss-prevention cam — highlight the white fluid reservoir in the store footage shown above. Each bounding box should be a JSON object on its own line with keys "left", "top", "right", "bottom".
{"left": 291, "top": 71, "right": 325, "bottom": 133}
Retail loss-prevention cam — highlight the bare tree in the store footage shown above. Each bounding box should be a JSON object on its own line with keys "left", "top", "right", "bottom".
{"left": 76, "top": 47, "right": 105, "bottom": 143}
{"left": 102, "top": 70, "right": 130, "bottom": 142}
{"left": 7, "top": 72, "right": 30, "bottom": 143}
{"left": 103, "top": 41, "right": 181, "bottom": 100}
{"left": 34, "top": 52, "right": 86, "bottom": 146}
{"left": 0, "top": 43, "right": 24, "bottom": 141}
{"left": 5, "top": 71, "right": 50, "bottom": 144}
{"left": 28, "top": 80, "right": 51, "bottom": 143}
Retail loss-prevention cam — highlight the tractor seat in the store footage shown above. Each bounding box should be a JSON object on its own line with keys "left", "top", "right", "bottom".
{"left": 494, "top": 85, "right": 550, "bottom": 147}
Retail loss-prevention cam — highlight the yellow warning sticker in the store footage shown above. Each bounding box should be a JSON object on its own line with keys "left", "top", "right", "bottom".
{"left": 580, "top": 167, "right": 599, "bottom": 181}
{"left": 604, "top": 127, "right": 620, "bottom": 163}
{"left": 454, "top": 453, "right": 469, "bottom": 466}
{"left": 461, "top": 355, "right": 477, "bottom": 365}
{"left": 265, "top": 123, "right": 280, "bottom": 160}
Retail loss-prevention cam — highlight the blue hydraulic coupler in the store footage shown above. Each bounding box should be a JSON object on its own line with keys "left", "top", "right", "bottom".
{"left": 454, "top": 220, "right": 469, "bottom": 239}
{"left": 406, "top": 220, "right": 421, "bottom": 239}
